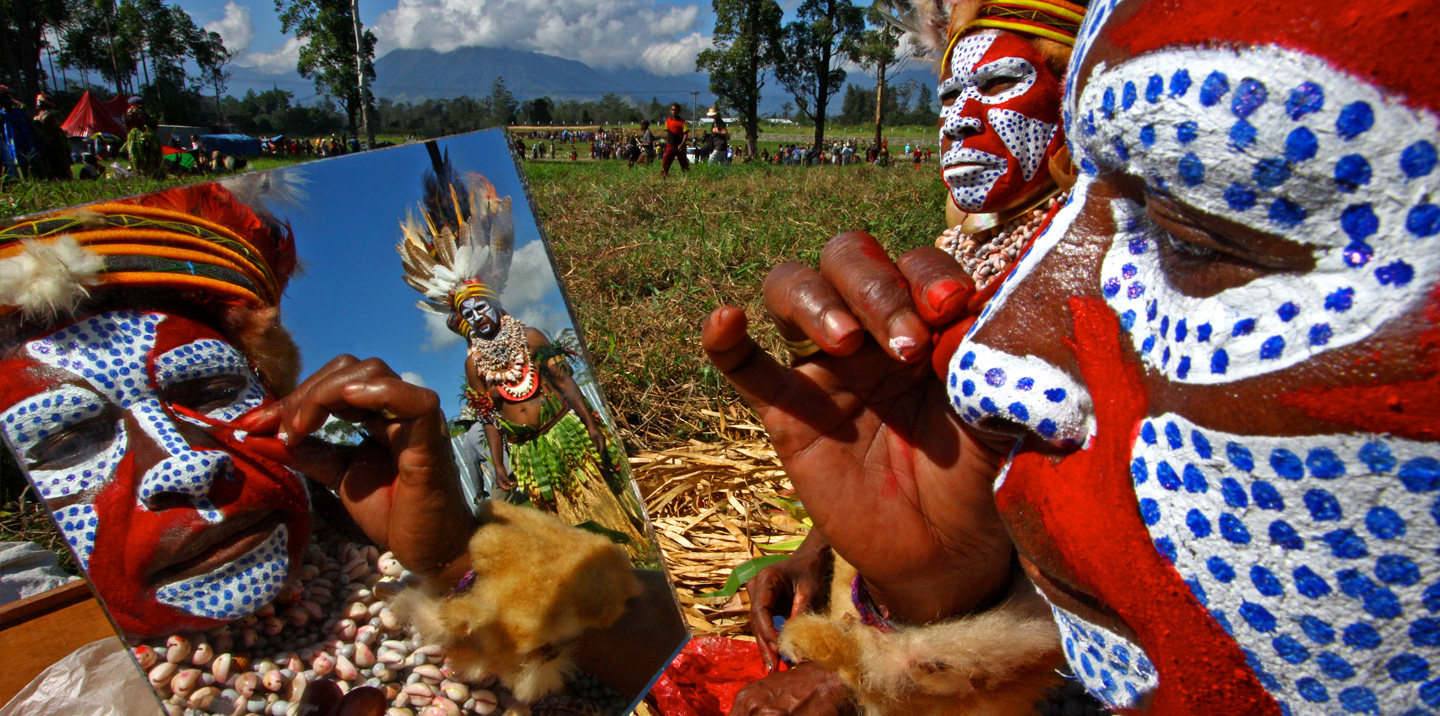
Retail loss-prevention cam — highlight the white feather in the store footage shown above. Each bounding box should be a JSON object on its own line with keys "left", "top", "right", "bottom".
{"left": 0, "top": 236, "right": 106, "bottom": 319}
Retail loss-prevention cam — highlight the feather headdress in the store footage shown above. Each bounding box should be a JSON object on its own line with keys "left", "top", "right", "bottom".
{"left": 398, "top": 141, "right": 515, "bottom": 337}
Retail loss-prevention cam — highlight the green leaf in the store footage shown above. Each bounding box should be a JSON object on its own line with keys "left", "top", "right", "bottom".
{"left": 759, "top": 538, "right": 805, "bottom": 553}
{"left": 573, "top": 520, "right": 634, "bottom": 545}
{"left": 697, "top": 554, "right": 788, "bottom": 599}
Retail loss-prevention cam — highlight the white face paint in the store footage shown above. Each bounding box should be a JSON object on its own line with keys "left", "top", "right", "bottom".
{"left": 0, "top": 311, "right": 291, "bottom": 623}
{"left": 948, "top": 41, "right": 1440, "bottom": 714}
{"left": 1071, "top": 46, "right": 1440, "bottom": 384}
{"left": 1054, "top": 604, "right": 1157, "bottom": 707}
{"left": 939, "top": 29, "right": 1060, "bottom": 212}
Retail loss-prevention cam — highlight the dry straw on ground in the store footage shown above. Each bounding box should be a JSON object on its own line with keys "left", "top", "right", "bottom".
{"left": 632, "top": 407, "right": 805, "bottom": 639}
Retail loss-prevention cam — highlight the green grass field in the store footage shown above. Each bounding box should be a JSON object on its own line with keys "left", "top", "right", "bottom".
{"left": 525, "top": 158, "right": 946, "bottom": 445}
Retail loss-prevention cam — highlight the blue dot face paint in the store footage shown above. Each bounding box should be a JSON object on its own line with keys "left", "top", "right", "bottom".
{"left": 0, "top": 311, "right": 311, "bottom": 636}
{"left": 944, "top": 37, "right": 1440, "bottom": 714}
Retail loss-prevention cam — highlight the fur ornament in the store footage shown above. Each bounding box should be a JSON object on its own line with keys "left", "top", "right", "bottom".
{"left": 779, "top": 559, "right": 1065, "bottom": 716}
{"left": 392, "top": 500, "right": 641, "bottom": 703}
{"left": 0, "top": 236, "right": 105, "bottom": 320}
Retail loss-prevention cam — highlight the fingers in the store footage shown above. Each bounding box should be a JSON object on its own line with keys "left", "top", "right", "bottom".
{"left": 896, "top": 247, "right": 974, "bottom": 326}
{"left": 702, "top": 306, "right": 792, "bottom": 414}
{"left": 762, "top": 263, "right": 863, "bottom": 356}
{"left": 819, "top": 232, "right": 930, "bottom": 363}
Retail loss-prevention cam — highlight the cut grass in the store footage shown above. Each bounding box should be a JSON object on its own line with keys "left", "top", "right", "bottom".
{"left": 524, "top": 158, "right": 946, "bottom": 447}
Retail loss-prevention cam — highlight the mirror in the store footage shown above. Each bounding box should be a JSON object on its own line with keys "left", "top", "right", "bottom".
{"left": 0, "top": 128, "right": 687, "bottom": 716}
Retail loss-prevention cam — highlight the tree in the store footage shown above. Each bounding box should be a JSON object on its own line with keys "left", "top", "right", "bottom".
{"left": 848, "top": 0, "right": 918, "bottom": 148}
{"left": 776, "top": 0, "right": 864, "bottom": 147}
{"left": 486, "top": 76, "right": 517, "bottom": 126}
{"left": 520, "top": 96, "right": 552, "bottom": 125}
{"left": 191, "top": 28, "right": 234, "bottom": 119}
{"left": 1, "top": 0, "right": 67, "bottom": 102}
{"left": 58, "top": 0, "right": 139, "bottom": 95}
{"left": 276, "top": 0, "right": 376, "bottom": 140}
{"left": 696, "top": 0, "right": 783, "bottom": 159}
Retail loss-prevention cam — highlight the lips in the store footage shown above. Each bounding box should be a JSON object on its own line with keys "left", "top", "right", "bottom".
{"left": 150, "top": 510, "right": 283, "bottom": 585}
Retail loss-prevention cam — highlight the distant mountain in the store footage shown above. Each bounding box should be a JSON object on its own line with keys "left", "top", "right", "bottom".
{"left": 226, "top": 46, "right": 939, "bottom": 116}
{"left": 372, "top": 46, "right": 713, "bottom": 108}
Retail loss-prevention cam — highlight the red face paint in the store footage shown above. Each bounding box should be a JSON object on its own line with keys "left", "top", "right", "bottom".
{"left": 940, "top": 30, "right": 1067, "bottom": 213}
{"left": 994, "top": 298, "right": 1280, "bottom": 716}
{"left": 0, "top": 311, "right": 311, "bottom": 636}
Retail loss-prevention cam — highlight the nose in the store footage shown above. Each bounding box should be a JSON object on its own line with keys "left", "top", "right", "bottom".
{"left": 942, "top": 110, "right": 982, "bottom": 142}
{"left": 948, "top": 342, "right": 1095, "bottom": 449}
{"left": 133, "top": 400, "right": 233, "bottom": 521}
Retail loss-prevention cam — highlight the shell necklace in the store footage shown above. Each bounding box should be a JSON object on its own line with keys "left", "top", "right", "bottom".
{"left": 469, "top": 316, "right": 539, "bottom": 402}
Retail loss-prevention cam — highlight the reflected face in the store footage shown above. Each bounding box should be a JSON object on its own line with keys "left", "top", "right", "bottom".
{"left": 939, "top": 29, "right": 1065, "bottom": 213}
{"left": 0, "top": 310, "right": 311, "bottom": 635}
{"left": 947, "top": 4, "right": 1440, "bottom": 713}
{"left": 461, "top": 297, "right": 501, "bottom": 340}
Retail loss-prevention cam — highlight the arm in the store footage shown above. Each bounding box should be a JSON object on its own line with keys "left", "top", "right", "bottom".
{"left": 466, "top": 351, "right": 512, "bottom": 490}
{"left": 529, "top": 328, "right": 607, "bottom": 456}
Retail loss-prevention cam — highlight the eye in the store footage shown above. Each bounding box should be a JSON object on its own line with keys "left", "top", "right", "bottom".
{"left": 27, "top": 414, "right": 117, "bottom": 471}
{"left": 979, "top": 74, "right": 1024, "bottom": 96}
{"left": 1141, "top": 189, "right": 1315, "bottom": 298}
{"left": 162, "top": 375, "right": 249, "bottom": 416}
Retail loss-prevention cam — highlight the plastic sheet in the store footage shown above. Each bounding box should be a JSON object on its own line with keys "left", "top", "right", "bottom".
{"left": 650, "top": 636, "right": 780, "bottom": 716}
{"left": 0, "top": 637, "right": 159, "bottom": 716}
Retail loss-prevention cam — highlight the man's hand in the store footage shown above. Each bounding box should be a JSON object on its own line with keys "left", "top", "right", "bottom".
{"left": 235, "top": 355, "right": 478, "bottom": 589}
{"left": 748, "top": 531, "right": 832, "bottom": 671}
{"left": 703, "top": 232, "right": 1015, "bottom": 625}
{"left": 729, "top": 663, "right": 857, "bottom": 716}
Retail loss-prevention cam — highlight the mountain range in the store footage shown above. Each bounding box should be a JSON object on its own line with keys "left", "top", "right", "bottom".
{"left": 228, "top": 45, "right": 937, "bottom": 115}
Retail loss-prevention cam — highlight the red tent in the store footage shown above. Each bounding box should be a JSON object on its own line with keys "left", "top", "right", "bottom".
{"left": 61, "top": 90, "right": 126, "bottom": 138}
{"left": 101, "top": 94, "right": 131, "bottom": 122}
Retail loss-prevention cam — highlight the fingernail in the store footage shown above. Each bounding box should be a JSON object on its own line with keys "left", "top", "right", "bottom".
{"left": 925, "top": 279, "right": 965, "bottom": 315}
{"left": 889, "top": 335, "right": 917, "bottom": 357}
{"left": 888, "top": 314, "right": 930, "bottom": 361}
{"left": 277, "top": 429, "right": 291, "bottom": 446}
{"left": 821, "top": 309, "right": 859, "bottom": 346}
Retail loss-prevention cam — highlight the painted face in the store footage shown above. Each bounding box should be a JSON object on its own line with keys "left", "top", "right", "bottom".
{"left": 939, "top": 29, "right": 1066, "bottom": 213}
{"left": 461, "top": 297, "right": 501, "bottom": 340}
{"left": 0, "top": 310, "right": 311, "bottom": 636}
{"left": 947, "top": 1, "right": 1440, "bottom": 713}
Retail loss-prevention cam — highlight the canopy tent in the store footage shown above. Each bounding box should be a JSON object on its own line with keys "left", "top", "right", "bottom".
{"left": 199, "top": 134, "right": 261, "bottom": 157}
{"left": 161, "top": 145, "right": 196, "bottom": 169}
{"left": 101, "top": 94, "right": 132, "bottom": 123}
{"left": 61, "top": 91, "right": 125, "bottom": 138}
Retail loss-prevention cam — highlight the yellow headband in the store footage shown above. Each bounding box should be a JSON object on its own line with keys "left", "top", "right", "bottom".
{"left": 951, "top": 0, "right": 1086, "bottom": 56}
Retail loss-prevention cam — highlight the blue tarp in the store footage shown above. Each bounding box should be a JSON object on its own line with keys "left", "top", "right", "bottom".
{"left": 199, "top": 134, "right": 261, "bottom": 157}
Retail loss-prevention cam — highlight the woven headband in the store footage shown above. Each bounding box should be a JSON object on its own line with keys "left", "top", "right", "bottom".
{"left": 952, "top": 0, "right": 1086, "bottom": 52}
{"left": 0, "top": 202, "right": 284, "bottom": 318}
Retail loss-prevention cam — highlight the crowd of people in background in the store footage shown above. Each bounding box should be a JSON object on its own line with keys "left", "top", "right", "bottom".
{"left": 509, "top": 103, "right": 934, "bottom": 176}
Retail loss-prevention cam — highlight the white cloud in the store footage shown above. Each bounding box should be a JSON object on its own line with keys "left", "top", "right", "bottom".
{"left": 206, "top": 2, "right": 255, "bottom": 56}
{"left": 640, "top": 32, "right": 712, "bottom": 76}
{"left": 500, "top": 239, "right": 566, "bottom": 338}
{"left": 421, "top": 310, "right": 464, "bottom": 352}
{"left": 238, "top": 36, "right": 307, "bottom": 75}
{"left": 400, "top": 371, "right": 428, "bottom": 388}
{"left": 374, "top": 0, "right": 710, "bottom": 75}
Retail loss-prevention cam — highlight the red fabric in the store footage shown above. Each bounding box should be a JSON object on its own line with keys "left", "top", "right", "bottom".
{"left": 100, "top": 94, "right": 132, "bottom": 123}
{"left": 650, "top": 637, "right": 778, "bottom": 716}
{"left": 60, "top": 90, "right": 125, "bottom": 138}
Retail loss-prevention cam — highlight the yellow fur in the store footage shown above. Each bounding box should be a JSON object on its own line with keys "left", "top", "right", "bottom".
{"left": 392, "top": 501, "right": 641, "bottom": 703}
{"left": 780, "top": 562, "right": 1064, "bottom": 716}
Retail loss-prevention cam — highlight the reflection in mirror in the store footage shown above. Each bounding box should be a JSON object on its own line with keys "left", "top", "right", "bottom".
{"left": 0, "top": 128, "right": 687, "bottom": 716}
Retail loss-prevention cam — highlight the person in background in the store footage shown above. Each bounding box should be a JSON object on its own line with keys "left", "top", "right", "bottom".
{"left": 0, "top": 86, "right": 39, "bottom": 180}
{"left": 639, "top": 120, "right": 656, "bottom": 165}
{"left": 661, "top": 103, "right": 690, "bottom": 178}
{"left": 708, "top": 106, "right": 730, "bottom": 165}
{"left": 76, "top": 152, "right": 105, "bottom": 180}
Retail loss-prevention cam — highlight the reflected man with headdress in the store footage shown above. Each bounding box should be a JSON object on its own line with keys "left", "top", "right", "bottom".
{"left": 399, "top": 144, "right": 647, "bottom": 549}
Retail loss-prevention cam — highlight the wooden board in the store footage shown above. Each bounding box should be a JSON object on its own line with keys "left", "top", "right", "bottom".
{"left": 0, "top": 580, "right": 118, "bottom": 705}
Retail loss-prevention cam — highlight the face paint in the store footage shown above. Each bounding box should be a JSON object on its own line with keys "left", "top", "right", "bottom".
{"left": 461, "top": 297, "right": 500, "bottom": 340}
{"left": 1072, "top": 46, "right": 1440, "bottom": 385}
{"left": 947, "top": 6, "right": 1440, "bottom": 713}
{"left": 0, "top": 310, "right": 311, "bottom": 635}
{"left": 939, "top": 29, "right": 1066, "bottom": 213}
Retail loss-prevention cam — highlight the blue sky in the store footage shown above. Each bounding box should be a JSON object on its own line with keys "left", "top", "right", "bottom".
{"left": 256, "top": 128, "right": 601, "bottom": 420}
{"left": 175, "top": 0, "right": 749, "bottom": 84}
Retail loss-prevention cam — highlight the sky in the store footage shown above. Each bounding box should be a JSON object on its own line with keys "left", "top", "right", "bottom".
{"left": 248, "top": 129, "right": 608, "bottom": 422}
{"left": 180, "top": 0, "right": 740, "bottom": 81}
